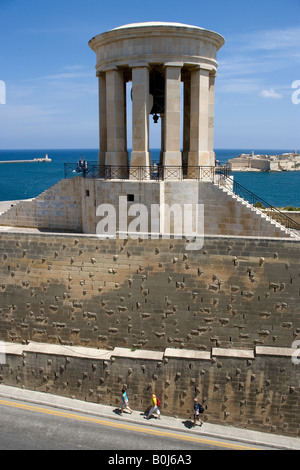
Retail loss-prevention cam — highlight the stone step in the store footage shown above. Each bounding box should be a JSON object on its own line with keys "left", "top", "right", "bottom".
{"left": 214, "top": 182, "right": 294, "bottom": 237}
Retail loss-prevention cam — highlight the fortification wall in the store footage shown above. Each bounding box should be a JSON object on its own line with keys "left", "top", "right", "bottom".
{"left": 0, "top": 341, "right": 299, "bottom": 437}
{"left": 0, "top": 232, "right": 299, "bottom": 436}
{"left": 0, "top": 179, "right": 82, "bottom": 232}
{"left": 0, "top": 178, "right": 290, "bottom": 238}
{"left": 0, "top": 233, "right": 299, "bottom": 350}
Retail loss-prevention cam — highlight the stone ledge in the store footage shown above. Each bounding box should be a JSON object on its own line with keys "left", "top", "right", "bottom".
{"left": 1, "top": 342, "right": 299, "bottom": 362}
{"left": 0, "top": 342, "right": 24, "bottom": 356}
{"left": 112, "top": 347, "right": 164, "bottom": 361}
{"left": 212, "top": 348, "right": 255, "bottom": 359}
{"left": 0, "top": 341, "right": 112, "bottom": 360}
{"left": 256, "top": 346, "right": 297, "bottom": 357}
{"left": 164, "top": 348, "right": 211, "bottom": 360}
{"left": 0, "top": 226, "right": 298, "bottom": 242}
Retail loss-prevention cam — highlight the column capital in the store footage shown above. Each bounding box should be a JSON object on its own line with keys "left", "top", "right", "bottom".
{"left": 129, "top": 61, "right": 150, "bottom": 69}
{"left": 190, "top": 64, "right": 216, "bottom": 73}
{"left": 164, "top": 62, "right": 184, "bottom": 68}
{"left": 192, "top": 66, "right": 210, "bottom": 74}
{"left": 96, "top": 65, "right": 119, "bottom": 73}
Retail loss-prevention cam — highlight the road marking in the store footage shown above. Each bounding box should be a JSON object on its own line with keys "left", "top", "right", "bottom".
{"left": 0, "top": 398, "right": 261, "bottom": 450}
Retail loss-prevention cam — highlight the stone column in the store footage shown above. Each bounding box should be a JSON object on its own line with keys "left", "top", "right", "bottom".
{"left": 188, "top": 67, "right": 211, "bottom": 170}
{"left": 182, "top": 72, "right": 191, "bottom": 172}
{"left": 105, "top": 68, "right": 128, "bottom": 170}
{"left": 163, "top": 64, "right": 183, "bottom": 178}
{"left": 159, "top": 114, "right": 165, "bottom": 165}
{"left": 98, "top": 72, "right": 107, "bottom": 167}
{"left": 208, "top": 72, "right": 216, "bottom": 161}
{"left": 130, "top": 65, "right": 151, "bottom": 177}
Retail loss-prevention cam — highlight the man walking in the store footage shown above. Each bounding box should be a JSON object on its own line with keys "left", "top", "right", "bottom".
{"left": 193, "top": 398, "right": 203, "bottom": 426}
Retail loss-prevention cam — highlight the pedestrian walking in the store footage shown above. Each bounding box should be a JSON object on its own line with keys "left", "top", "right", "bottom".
{"left": 145, "top": 393, "right": 161, "bottom": 419}
{"left": 120, "top": 388, "right": 132, "bottom": 414}
{"left": 193, "top": 397, "right": 203, "bottom": 426}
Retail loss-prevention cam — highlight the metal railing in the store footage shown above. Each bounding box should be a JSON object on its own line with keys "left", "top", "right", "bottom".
{"left": 64, "top": 162, "right": 231, "bottom": 182}
{"left": 216, "top": 171, "right": 300, "bottom": 233}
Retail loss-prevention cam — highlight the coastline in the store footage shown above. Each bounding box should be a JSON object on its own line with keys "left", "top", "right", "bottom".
{"left": 232, "top": 168, "right": 300, "bottom": 172}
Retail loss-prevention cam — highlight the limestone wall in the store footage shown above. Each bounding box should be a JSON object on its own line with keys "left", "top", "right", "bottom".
{"left": 0, "top": 178, "right": 292, "bottom": 238}
{"left": 0, "top": 341, "right": 299, "bottom": 437}
{"left": 229, "top": 158, "right": 270, "bottom": 172}
{"left": 0, "top": 232, "right": 299, "bottom": 436}
{"left": 282, "top": 211, "right": 300, "bottom": 224}
{"left": 265, "top": 210, "right": 300, "bottom": 228}
{"left": 0, "top": 179, "right": 82, "bottom": 231}
{"left": 0, "top": 233, "right": 299, "bottom": 351}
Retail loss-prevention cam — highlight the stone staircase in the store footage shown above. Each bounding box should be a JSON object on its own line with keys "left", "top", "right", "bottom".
{"left": 0, "top": 172, "right": 299, "bottom": 240}
{"left": 215, "top": 180, "right": 300, "bottom": 239}
{"left": 0, "top": 178, "right": 82, "bottom": 231}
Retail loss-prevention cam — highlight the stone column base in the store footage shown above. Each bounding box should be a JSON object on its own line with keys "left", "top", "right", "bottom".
{"left": 130, "top": 151, "right": 151, "bottom": 167}
{"left": 187, "top": 151, "right": 215, "bottom": 179}
{"left": 129, "top": 151, "right": 151, "bottom": 180}
{"left": 105, "top": 151, "right": 128, "bottom": 166}
{"left": 98, "top": 150, "right": 106, "bottom": 167}
{"left": 163, "top": 151, "right": 182, "bottom": 166}
{"left": 105, "top": 151, "right": 128, "bottom": 178}
{"left": 163, "top": 151, "right": 182, "bottom": 180}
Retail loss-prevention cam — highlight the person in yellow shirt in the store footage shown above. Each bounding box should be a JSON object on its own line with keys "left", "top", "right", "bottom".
{"left": 145, "top": 393, "right": 161, "bottom": 419}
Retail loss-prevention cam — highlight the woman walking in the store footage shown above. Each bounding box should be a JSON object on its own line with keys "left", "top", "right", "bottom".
{"left": 120, "top": 388, "right": 133, "bottom": 414}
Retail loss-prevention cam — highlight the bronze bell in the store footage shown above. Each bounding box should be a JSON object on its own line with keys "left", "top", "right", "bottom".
{"left": 149, "top": 69, "right": 165, "bottom": 123}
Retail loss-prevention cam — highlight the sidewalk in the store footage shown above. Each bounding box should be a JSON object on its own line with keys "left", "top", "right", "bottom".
{"left": 0, "top": 384, "right": 299, "bottom": 450}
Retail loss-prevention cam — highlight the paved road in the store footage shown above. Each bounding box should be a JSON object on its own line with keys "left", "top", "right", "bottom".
{"left": 1, "top": 385, "right": 299, "bottom": 452}
{"left": 0, "top": 397, "right": 267, "bottom": 452}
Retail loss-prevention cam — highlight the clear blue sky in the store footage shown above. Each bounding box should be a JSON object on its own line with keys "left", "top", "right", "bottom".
{"left": 0, "top": 0, "right": 299, "bottom": 150}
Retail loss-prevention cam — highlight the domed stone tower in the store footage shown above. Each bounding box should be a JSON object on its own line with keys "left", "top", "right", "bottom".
{"left": 89, "top": 22, "right": 225, "bottom": 175}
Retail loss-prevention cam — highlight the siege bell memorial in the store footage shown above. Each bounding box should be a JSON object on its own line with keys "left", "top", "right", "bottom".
{"left": 88, "top": 22, "right": 225, "bottom": 174}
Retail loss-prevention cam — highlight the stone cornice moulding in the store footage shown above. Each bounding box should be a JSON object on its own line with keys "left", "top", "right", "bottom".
{"left": 2, "top": 342, "right": 298, "bottom": 362}
{"left": 89, "top": 23, "right": 225, "bottom": 52}
{"left": 95, "top": 56, "right": 218, "bottom": 74}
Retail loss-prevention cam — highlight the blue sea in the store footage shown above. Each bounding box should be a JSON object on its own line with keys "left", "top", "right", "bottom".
{"left": 0, "top": 148, "right": 299, "bottom": 207}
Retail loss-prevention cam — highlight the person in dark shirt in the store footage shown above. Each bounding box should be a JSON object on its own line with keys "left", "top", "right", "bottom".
{"left": 193, "top": 398, "right": 203, "bottom": 426}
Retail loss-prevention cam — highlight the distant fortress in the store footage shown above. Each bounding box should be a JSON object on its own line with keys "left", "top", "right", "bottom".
{"left": 228, "top": 150, "right": 300, "bottom": 172}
